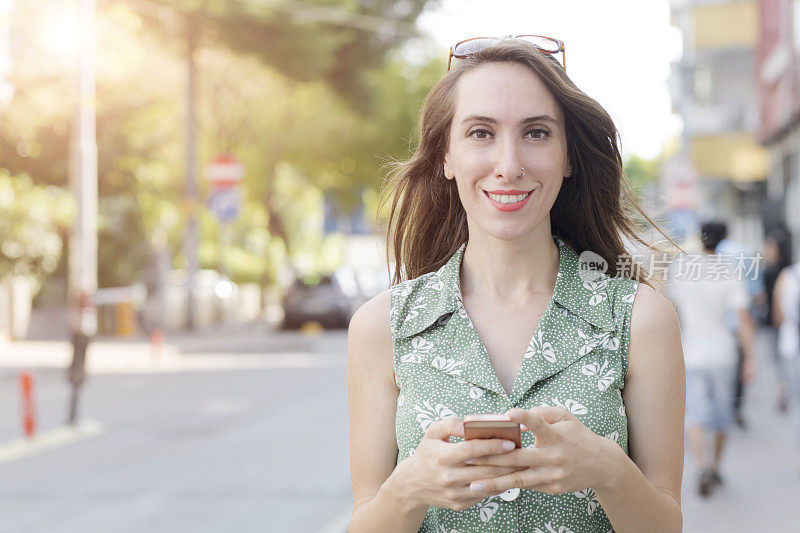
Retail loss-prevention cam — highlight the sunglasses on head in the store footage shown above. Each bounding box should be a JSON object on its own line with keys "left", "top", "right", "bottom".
{"left": 447, "top": 34, "right": 566, "bottom": 72}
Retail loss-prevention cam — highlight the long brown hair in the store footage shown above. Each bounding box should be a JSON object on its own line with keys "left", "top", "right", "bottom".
{"left": 379, "top": 40, "right": 672, "bottom": 287}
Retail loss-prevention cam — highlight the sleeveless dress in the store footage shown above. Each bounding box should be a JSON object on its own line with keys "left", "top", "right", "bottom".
{"left": 389, "top": 236, "right": 639, "bottom": 532}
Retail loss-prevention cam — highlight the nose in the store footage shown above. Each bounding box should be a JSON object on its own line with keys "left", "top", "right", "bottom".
{"left": 493, "top": 135, "right": 524, "bottom": 181}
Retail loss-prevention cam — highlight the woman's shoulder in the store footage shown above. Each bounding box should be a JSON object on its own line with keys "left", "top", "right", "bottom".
{"left": 630, "top": 280, "right": 676, "bottom": 326}
{"left": 349, "top": 289, "right": 392, "bottom": 343}
{"left": 347, "top": 289, "right": 394, "bottom": 379}
{"left": 628, "top": 281, "right": 680, "bottom": 359}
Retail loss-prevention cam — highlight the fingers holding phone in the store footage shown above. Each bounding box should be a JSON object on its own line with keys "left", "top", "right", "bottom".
{"left": 395, "top": 416, "right": 523, "bottom": 512}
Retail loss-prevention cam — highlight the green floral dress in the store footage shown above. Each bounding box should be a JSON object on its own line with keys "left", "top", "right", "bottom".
{"left": 390, "top": 236, "right": 638, "bottom": 532}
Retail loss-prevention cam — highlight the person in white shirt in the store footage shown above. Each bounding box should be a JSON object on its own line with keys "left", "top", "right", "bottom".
{"left": 669, "top": 221, "right": 755, "bottom": 497}
{"left": 773, "top": 253, "right": 800, "bottom": 468}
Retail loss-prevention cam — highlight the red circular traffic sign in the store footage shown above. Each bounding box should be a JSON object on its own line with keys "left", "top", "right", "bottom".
{"left": 205, "top": 154, "right": 245, "bottom": 187}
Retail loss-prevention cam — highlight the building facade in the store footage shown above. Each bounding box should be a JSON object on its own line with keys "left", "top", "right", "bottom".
{"left": 669, "top": 0, "right": 769, "bottom": 249}
{"left": 758, "top": 0, "right": 800, "bottom": 258}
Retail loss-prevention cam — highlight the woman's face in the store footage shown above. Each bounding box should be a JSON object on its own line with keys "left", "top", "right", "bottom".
{"left": 443, "top": 62, "right": 571, "bottom": 243}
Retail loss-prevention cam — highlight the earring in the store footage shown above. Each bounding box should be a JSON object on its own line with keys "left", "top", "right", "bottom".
{"left": 521, "top": 167, "right": 526, "bottom": 177}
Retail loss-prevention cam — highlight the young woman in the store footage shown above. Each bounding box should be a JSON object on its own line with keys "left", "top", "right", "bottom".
{"left": 347, "top": 37, "right": 684, "bottom": 532}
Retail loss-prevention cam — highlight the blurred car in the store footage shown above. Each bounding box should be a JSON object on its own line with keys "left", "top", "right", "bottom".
{"left": 281, "top": 274, "right": 353, "bottom": 329}
{"left": 162, "top": 269, "right": 238, "bottom": 330}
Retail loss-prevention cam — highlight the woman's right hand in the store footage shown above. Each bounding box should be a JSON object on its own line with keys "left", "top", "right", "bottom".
{"left": 390, "top": 416, "right": 528, "bottom": 512}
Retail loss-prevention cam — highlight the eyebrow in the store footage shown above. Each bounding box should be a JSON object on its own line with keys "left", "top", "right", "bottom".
{"left": 461, "top": 114, "right": 559, "bottom": 127}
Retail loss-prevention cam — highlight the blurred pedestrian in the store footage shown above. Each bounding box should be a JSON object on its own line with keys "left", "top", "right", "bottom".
{"left": 669, "top": 221, "right": 755, "bottom": 497}
{"left": 761, "top": 227, "right": 793, "bottom": 411}
{"left": 716, "top": 224, "right": 765, "bottom": 428}
{"left": 772, "top": 243, "right": 800, "bottom": 470}
{"left": 348, "top": 38, "right": 684, "bottom": 532}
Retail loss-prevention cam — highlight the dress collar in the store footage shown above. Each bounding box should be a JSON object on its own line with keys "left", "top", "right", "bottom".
{"left": 393, "top": 236, "right": 617, "bottom": 340}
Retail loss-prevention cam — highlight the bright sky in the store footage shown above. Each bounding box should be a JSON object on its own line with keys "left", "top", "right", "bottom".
{"left": 416, "top": 0, "right": 684, "bottom": 160}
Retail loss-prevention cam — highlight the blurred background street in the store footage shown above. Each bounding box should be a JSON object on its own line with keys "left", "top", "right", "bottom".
{"left": 3, "top": 0, "right": 800, "bottom": 531}
{"left": 0, "top": 325, "right": 353, "bottom": 533}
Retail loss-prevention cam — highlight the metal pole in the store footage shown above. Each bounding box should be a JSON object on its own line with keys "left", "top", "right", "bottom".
{"left": 183, "top": 17, "right": 198, "bottom": 330}
{"left": 67, "top": 0, "right": 97, "bottom": 425}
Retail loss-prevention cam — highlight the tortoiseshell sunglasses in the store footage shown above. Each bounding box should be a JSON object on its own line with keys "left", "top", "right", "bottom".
{"left": 447, "top": 34, "right": 566, "bottom": 72}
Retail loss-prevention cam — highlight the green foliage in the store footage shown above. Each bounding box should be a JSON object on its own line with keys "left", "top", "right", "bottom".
{"left": 2, "top": 0, "right": 445, "bottom": 291}
{"left": 0, "top": 171, "right": 74, "bottom": 283}
{"left": 140, "top": 0, "right": 440, "bottom": 107}
{"left": 624, "top": 154, "right": 660, "bottom": 192}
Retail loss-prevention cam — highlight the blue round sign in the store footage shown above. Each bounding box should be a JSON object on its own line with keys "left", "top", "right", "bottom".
{"left": 208, "top": 187, "right": 241, "bottom": 223}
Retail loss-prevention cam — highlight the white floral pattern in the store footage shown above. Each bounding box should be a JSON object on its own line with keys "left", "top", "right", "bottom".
{"left": 477, "top": 496, "right": 500, "bottom": 523}
{"left": 572, "top": 488, "right": 600, "bottom": 516}
{"left": 431, "top": 356, "right": 466, "bottom": 376}
{"left": 541, "top": 397, "right": 589, "bottom": 416}
{"left": 621, "top": 291, "right": 635, "bottom": 304}
{"left": 580, "top": 359, "right": 617, "bottom": 391}
{"left": 583, "top": 279, "right": 609, "bottom": 307}
{"left": 525, "top": 330, "right": 557, "bottom": 363}
{"left": 400, "top": 336, "right": 434, "bottom": 363}
{"left": 425, "top": 277, "right": 444, "bottom": 291}
{"left": 577, "top": 329, "right": 601, "bottom": 356}
{"left": 592, "top": 330, "right": 620, "bottom": 351}
{"left": 405, "top": 303, "right": 427, "bottom": 320}
{"left": 468, "top": 385, "right": 484, "bottom": 399}
{"left": 413, "top": 400, "right": 457, "bottom": 431}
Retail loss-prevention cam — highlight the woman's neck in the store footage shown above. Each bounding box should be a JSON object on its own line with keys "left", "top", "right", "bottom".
{"left": 460, "top": 228, "right": 560, "bottom": 303}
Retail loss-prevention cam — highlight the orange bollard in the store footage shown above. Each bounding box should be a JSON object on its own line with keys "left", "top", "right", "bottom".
{"left": 150, "top": 328, "right": 164, "bottom": 359}
{"left": 19, "top": 372, "right": 35, "bottom": 438}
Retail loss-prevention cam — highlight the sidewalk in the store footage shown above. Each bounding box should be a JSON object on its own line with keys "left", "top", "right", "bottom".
{"left": 0, "top": 323, "right": 344, "bottom": 377}
{"left": 681, "top": 327, "right": 800, "bottom": 531}
{"left": 0, "top": 324, "right": 345, "bottom": 446}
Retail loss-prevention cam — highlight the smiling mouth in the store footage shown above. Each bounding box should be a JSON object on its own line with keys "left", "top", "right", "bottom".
{"left": 483, "top": 189, "right": 535, "bottom": 204}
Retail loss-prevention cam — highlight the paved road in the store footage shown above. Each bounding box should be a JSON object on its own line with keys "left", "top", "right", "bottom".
{"left": 0, "top": 327, "right": 353, "bottom": 533}
{"left": 0, "top": 325, "right": 798, "bottom": 532}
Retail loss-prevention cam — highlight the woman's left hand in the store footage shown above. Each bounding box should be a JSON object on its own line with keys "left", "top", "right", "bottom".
{"left": 464, "top": 406, "right": 623, "bottom": 496}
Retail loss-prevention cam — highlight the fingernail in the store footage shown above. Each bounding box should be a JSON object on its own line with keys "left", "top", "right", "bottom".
{"left": 470, "top": 482, "right": 485, "bottom": 492}
{"left": 465, "top": 458, "right": 476, "bottom": 465}
{"left": 502, "top": 441, "right": 515, "bottom": 451}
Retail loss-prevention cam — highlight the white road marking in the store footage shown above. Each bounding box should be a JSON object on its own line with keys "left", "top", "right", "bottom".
{"left": 0, "top": 418, "right": 106, "bottom": 464}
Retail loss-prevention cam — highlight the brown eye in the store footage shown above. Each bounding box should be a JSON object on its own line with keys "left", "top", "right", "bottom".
{"left": 469, "top": 129, "right": 492, "bottom": 139}
{"left": 526, "top": 129, "right": 550, "bottom": 140}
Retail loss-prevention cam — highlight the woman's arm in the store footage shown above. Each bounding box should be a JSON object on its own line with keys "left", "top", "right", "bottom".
{"left": 347, "top": 290, "right": 428, "bottom": 532}
{"left": 598, "top": 283, "right": 684, "bottom": 532}
{"left": 348, "top": 290, "right": 525, "bottom": 531}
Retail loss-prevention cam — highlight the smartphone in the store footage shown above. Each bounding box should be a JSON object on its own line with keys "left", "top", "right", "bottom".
{"left": 463, "top": 414, "right": 521, "bottom": 448}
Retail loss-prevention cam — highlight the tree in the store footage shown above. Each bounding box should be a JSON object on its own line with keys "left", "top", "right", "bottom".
{"left": 624, "top": 154, "right": 661, "bottom": 193}
{"left": 137, "top": 0, "right": 439, "bottom": 108}
{"left": 1, "top": 0, "right": 445, "bottom": 291}
{"left": 0, "top": 170, "right": 74, "bottom": 285}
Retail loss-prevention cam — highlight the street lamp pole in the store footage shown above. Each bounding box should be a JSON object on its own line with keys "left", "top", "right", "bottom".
{"left": 183, "top": 16, "right": 198, "bottom": 330}
{"left": 67, "top": 0, "right": 97, "bottom": 424}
